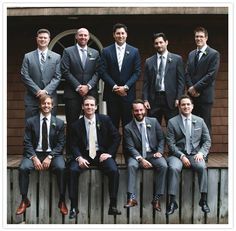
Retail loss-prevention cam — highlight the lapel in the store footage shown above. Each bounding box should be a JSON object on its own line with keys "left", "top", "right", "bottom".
{"left": 73, "top": 45, "right": 84, "bottom": 69}
{"left": 131, "top": 120, "right": 141, "bottom": 142}
{"left": 111, "top": 44, "right": 119, "bottom": 69}
{"left": 121, "top": 44, "right": 131, "bottom": 71}
{"left": 145, "top": 117, "right": 152, "bottom": 143}
{"left": 95, "top": 114, "right": 101, "bottom": 146}
{"left": 81, "top": 117, "right": 88, "bottom": 146}
{"left": 49, "top": 115, "right": 56, "bottom": 146}
{"left": 33, "top": 50, "right": 42, "bottom": 73}
{"left": 34, "top": 115, "right": 41, "bottom": 145}
{"left": 164, "top": 52, "right": 172, "bottom": 76}
{"left": 198, "top": 46, "right": 209, "bottom": 66}
{"left": 151, "top": 54, "right": 158, "bottom": 75}
{"left": 178, "top": 115, "right": 186, "bottom": 136}
{"left": 190, "top": 115, "right": 198, "bottom": 137}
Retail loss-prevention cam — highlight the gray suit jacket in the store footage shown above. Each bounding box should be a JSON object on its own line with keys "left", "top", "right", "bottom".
{"left": 21, "top": 50, "right": 61, "bottom": 106}
{"left": 61, "top": 45, "right": 100, "bottom": 99}
{"left": 124, "top": 117, "right": 164, "bottom": 160}
{"left": 142, "top": 52, "right": 185, "bottom": 109}
{"left": 166, "top": 114, "right": 211, "bottom": 158}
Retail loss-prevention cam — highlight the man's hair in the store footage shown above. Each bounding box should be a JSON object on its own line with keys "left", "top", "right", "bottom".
{"left": 82, "top": 95, "right": 97, "bottom": 105}
{"left": 39, "top": 95, "right": 53, "bottom": 105}
{"left": 112, "top": 23, "right": 128, "bottom": 33}
{"left": 37, "top": 28, "right": 51, "bottom": 37}
{"left": 178, "top": 94, "right": 193, "bottom": 105}
{"left": 153, "top": 32, "right": 167, "bottom": 42}
{"left": 132, "top": 99, "right": 145, "bottom": 108}
{"left": 194, "top": 26, "right": 208, "bottom": 37}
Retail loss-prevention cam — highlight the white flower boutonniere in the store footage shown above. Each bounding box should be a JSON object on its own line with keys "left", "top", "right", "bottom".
{"left": 168, "top": 57, "right": 172, "bottom": 63}
{"left": 203, "top": 51, "right": 208, "bottom": 56}
{"left": 125, "top": 50, "right": 130, "bottom": 55}
{"left": 192, "top": 120, "right": 197, "bottom": 124}
{"left": 146, "top": 124, "right": 151, "bottom": 128}
{"left": 97, "top": 123, "right": 101, "bottom": 130}
{"left": 88, "top": 52, "right": 92, "bottom": 57}
{"left": 52, "top": 122, "right": 56, "bottom": 127}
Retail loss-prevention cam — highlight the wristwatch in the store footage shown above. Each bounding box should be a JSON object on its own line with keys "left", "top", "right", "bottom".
{"left": 124, "top": 85, "right": 129, "bottom": 91}
{"left": 47, "top": 155, "right": 53, "bottom": 160}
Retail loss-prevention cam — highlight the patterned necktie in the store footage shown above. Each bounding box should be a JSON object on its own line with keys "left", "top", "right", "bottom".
{"left": 140, "top": 123, "right": 147, "bottom": 158}
{"left": 41, "top": 52, "right": 46, "bottom": 64}
{"left": 185, "top": 118, "right": 191, "bottom": 154}
{"left": 117, "top": 46, "right": 123, "bottom": 71}
{"left": 80, "top": 49, "right": 87, "bottom": 68}
{"left": 42, "top": 117, "right": 48, "bottom": 151}
{"left": 156, "top": 55, "right": 164, "bottom": 91}
{"left": 194, "top": 50, "right": 201, "bottom": 67}
{"left": 89, "top": 121, "right": 96, "bottom": 159}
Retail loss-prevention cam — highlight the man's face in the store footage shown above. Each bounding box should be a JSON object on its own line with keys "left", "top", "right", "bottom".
{"left": 36, "top": 32, "right": 50, "bottom": 50}
{"left": 40, "top": 97, "right": 53, "bottom": 116}
{"left": 75, "top": 28, "right": 90, "bottom": 47}
{"left": 82, "top": 99, "right": 97, "bottom": 117}
{"left": 195, "top": 31, "right": 208, "bottom": 49}
{"left": 179, "top": 98, "right": 193, "bottom": 117}
{"left": 132, "top": 103, "right": 146, "bottom": 122}
{"left": 113, "top": 27, "right": 127, "bottom": 46}
{"left": 154, "top": 36, "right": 168, "bottom": 54}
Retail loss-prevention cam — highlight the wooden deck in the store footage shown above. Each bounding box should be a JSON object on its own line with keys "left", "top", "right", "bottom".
{"left": 7, "top": 153, "right": 228, "bottom": 224}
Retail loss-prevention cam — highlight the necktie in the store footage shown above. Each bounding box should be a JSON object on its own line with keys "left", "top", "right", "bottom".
{"left": 185, "top": 118, "right": 191, "bottom": 154}
{"left": 42, "top": 117, "right": 48, "bottom": 151}
{"left": 41, "top": 52, "right": 46, "bottom": 64}
{"left": 117, "top": 46, "right": 123, "bottom": 71}
{"left": 80, "top": 49, "right": 87, "bottom": 68}
{"left": 194, "top": 50, "right": 201, "bottom": 67}
{"left": 140, "top": 123, "right": 147, "bottom": 158}
{"left": 156, "top": 55, "right": 164, "bottom": 91}
{"left": 89, "top": 121, "right": 96, "bottom": 159}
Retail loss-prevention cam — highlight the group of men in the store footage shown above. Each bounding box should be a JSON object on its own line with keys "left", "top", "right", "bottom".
{"left": 15, "top": 23, "right": 220, "bottom": 219}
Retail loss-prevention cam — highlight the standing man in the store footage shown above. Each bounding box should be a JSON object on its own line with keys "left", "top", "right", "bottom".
{"left": 142, "top": 32, "right": 185, "bottom": 126}
{"left": 123, "top": 99, "right": 167, "bottom": 211}
{"left": 166, "top": 95, "right": 211, "bottom": 215}
{"left": 21, "top": 28, "right": 61, "bottom": 119}
{"left": 100, "top": 23, "right": 141, "bottom": 129}
{"left": 61, "top": 28, "right": 100, "bottom": 157}
{"left": 185, "top": 26, "right": 220, "bottom": 134}
{"left": 16, "top": 95, "right": 68, "bottom": 216}
{"left": 68, "top": 96, "right": 121, "bottom": 219}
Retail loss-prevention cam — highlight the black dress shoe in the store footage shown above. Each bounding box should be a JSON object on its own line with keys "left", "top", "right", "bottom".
{"left": 69, "top": 208, "right": 79, "bottom": 219}
{"left": 199, "top": 200, "right": 210, "bottom": 213}
{"left": 166, "top": 201, "right": 178, "bottom": 215}
{"left": 108, "top": 206, "right": 121, "bottom": 215}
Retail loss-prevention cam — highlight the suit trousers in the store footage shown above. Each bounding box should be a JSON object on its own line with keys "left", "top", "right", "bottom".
{"left": 167, "top": 155, "right": 208, "bottom": 196}
{"left": 127, "top": 156, "right": 168, "bottom": 196}
{"left": 69, "top": 157, "right": 119, "bottom": 208}
{"left": 18, "top": 154, "right": 66, "bottom": 196}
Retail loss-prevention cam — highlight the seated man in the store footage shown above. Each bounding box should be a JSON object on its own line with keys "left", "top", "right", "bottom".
{"left": 166, "top": 94, "right": 211, "bottom": 215}
{"left": 68, "top": 95, "right": 121, "bottom": 219}
{"left": 16, "top": 95, "right": 68, "bottom": 216}
{"left": 123, "top": 99, "right": 168, "bottom": 211}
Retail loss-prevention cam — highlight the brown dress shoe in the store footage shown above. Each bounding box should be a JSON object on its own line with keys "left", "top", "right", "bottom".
{"left": 16, "top": 198, "right": 31, "bottom": 215}
{"left": 124, "top": 199, "right": 138, "bottom": 208}
{"left": 152, "top": 200, "right": 161, "bottom": 212}
{"left": 58, "top": 201, "right": 68, "bottom": 215}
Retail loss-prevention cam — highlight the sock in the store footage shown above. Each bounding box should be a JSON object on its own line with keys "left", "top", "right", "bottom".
{"left": 201, "top": 193, "right": 207, "bottom": 201}
{"left": 59, "top": 194, "right": 65, "bottom": 202}
{"left": 22, "top": 194, "right": 27, "bottom": 201}
{"left": 153, "top": 194, "right": 162, "bottom": 201}
{"left": 170, "top": 194, "right": 176, "bottom": 203}
{"left": 127, "top": 192, "right": 136, "bottom": 200}
{"left": 110, "top": 198, "right": 117, "bottom": 208}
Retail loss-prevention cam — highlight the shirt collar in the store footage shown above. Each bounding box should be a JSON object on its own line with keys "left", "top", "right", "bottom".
{"left": 38, "top": 48, "right": 48, "bottom": 56}
{"left": 181, "top": 114, "right": 192, "bottom": 121}
{"left": 197, "top": 44, "right": 207, "bottom": 53}
{"left": 134, "top": 118, "right": 146, "bottom": 127}
{"left": 77, "top": 44, "right": 88, "bottom": 51}
{"left": 40, "top": 113, "right": 51, "bottom": 121}
{"left": 84, "top": 115, "right": 96, "bottom": 124}
{"left": 157, "top": 50, "right": 168, "bottom": 59}
{"left": 115, "top": 42, "right": 126, "bottom": 50}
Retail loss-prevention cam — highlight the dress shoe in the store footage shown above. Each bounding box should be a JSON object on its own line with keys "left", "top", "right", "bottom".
{"left": 124, "top": 199, "right": 138, "bottom": 208}
{"left": 151, "top": 200, "right": 161, "bottom": 212}
{"left": 58, "top": 201, "right": 68, "bottom": 215}
{"left": 166, "top": 201, "right": 178, "bottom": 215}
{"left": 16, "top": 198, "right": 31, "bottom": 215}
{"left": 69, "top": 208, "right": 79, "bottom": 219}
{"left": 199, "top": 200, "right": 210, "bottom": 213}
{"left": 108, "top": 206, "right": 122, "bottom": 215}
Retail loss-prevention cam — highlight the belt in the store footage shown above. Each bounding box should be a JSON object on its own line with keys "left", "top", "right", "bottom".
{"left": 155, "top": 91, "right": 166, "bottom": 95}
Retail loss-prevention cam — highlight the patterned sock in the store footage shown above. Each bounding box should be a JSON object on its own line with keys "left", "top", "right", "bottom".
{"left": 153, "top": 194, "right": 162, "bottom": 202}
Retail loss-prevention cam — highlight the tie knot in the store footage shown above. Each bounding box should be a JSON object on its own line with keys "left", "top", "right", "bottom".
{"left": 43, "top": 117, "right": 47, "bottom": 122}
{"left": 196, "top": 50, "right": 201, "bottom": 55}
{"left": 160, "top": 55, "right": 163, "bottom": 59}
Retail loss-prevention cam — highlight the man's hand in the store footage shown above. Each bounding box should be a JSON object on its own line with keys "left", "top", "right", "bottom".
{"left": 194, "top": 153, "right": 204, "bottom": 162}
{"left": 32, "top": 156, "right": 44, "bottom": 171}
{"left": 140, "top": 158, "right": 153, "bottom": 169}
{"left": 153, "top": 152, "right": 162, "bottom": 158}
{"left": 181, "top": 156, "right": 191, "bottom": 168}
{"left": 188, "top": 86, "right": 200, "bottom": 97}
{"left": 113, "top": 86, "right": 127, "bottom": 96}
{"left": 144, "top": 101, "right": 151, "bottom": 110}
{"left": 36, "top": 90, "right": 47, "bottom": 98}
{"left": 77, "top": 157, "right": 90, "bottom": 169}
{"left": 77, "top": 85, "right": 89, "bottom": 96}
{"left": 99, "top": 153, "right": 112, "bottom": 162}
{"left": 42, "top": 156, "right": 52, "bottom": 170}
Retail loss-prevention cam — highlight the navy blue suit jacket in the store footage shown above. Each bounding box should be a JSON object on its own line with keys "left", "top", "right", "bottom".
{"left": 70, "top": 114, "right": 121, "bottom": 160}
{"left": 99, "top": 43, "right": 141, "bottom": 103}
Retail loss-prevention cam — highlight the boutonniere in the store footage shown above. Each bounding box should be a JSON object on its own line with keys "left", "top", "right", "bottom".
{"left": 203, "top": 51, "right": 208, "bottom": 56}
{"left": 125, "top": 50, "right": 130, "bottom": 55}
{"left": 97, "top": 123, "right": 101, "bottom": 130}
{"left": 52, "top": 122, "right": 56, "bottom": 127}
{"left": 192, "top": 120, "right": 197, "bottom": 124}
{"left": 88, "top": 51, "right": 93, "bottom": 57}
{"left": 168, "top": 57, "right": 172, "bottom": 63}
{"left": 146, "top": 124, "right": 152, "bottom": 128}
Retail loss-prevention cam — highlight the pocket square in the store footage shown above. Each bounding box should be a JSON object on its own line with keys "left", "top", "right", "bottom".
{"left": 194, "top": 128, "right": 201, "bottom": 131}
{"left": 89, "top": 57, "right": 96, "bottom": 60}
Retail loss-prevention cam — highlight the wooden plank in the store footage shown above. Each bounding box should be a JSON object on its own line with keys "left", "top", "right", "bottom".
{"left": 89, "top": 169, "right": 102, "bottom": 224}
{"left": 51, "top": 173, "right": 63, "bottom": 224}
{"left": 77, "top": 170, "right": 90, "bottom": 224}
{"left": 142, "top": 170, "right": 153, "bottom": 224}
{"left": 7, "top": 169, "right": 12, "bottom": 224}
{"left": 193, "top": 172, "right": 205, "bottom": 224}
{"left": 38, "top": 171, "right": 50, "bottom": 224}
{"left": 116, "top": 168, "right": 128, "bottom": 224}
{"left": 180, "top": 169, "right": 193, "bottom": 224}
{"left": 206, "top": 169, "right": 219, "bottom": 224}
{"left": 129, "top": 170, "right": 141, "bottom": 224}
{"left": 26, "top": 171, "right": 38, "bottom": 224}
{"left": 12, "top": 169, "right": 24, "bottom": 224}
{"left": 219, "top": 169, "right": 228, "bottom": 224}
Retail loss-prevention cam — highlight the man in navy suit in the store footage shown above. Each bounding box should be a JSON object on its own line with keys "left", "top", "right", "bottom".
{"left": 185, "top": 27, "right": 220, "bottom": 134}
{"left": 166, "top": 95, "right": 211, "bottom": 215}
{"left": 61, "top": 28, "right": 100, "bottom": 157}
{"left": 16, "top": 95, "right": 68, "bottom": 216}
{"left": 68, "top": 95, "right": 121, "bottom": 219}
{"left": 142, "top": 32, "right": 185, "bottom": 126}
{"left": 21, "top": 28, "right": 61, "bottom": 119}
{"left": 99, "top": 23, "right": 141, "bottom": 129}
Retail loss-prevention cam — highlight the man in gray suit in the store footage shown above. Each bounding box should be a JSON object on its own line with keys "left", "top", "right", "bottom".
{"left": 61, "top": 28, "right": 100, "bottom": 157}
{"left": 166, "top": 95, "right": 211, "bottom": 215}
{"left": 142, "top": 32, "right": 185, "bottom": 126}
{"left": 21, "top": 28, "right": 61, "bottom": 119}
{"left": 123, "top": 99, "right": 167, "bottom": 211}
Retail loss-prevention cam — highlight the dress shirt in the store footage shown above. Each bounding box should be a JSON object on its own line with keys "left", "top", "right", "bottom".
{"left": 77, "top": 44, "right": 88, "bottom": 63}
{"left": 196, "top": 44, "right": 208, "bottom": 60}
{"left": 36, "top": 113, "right": 52, "bottom": 152}
{"left": 181, "top": 114, "right": 192, "bottom": 134}
{"left": 116, "top": 42, "right": 126, "bottom": 69}
{"left": 156, "top": 51, "right": 168, "bottom": 91}
{"left": 84, "top": 116, "right": 98, "bottom": 151}
{"left": 38, "top": 48, "right": 48, "bottom": 65}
